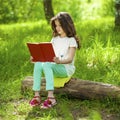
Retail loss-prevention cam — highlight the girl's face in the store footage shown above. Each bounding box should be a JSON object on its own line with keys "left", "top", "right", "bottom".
{"left": 55, "top": 20, "right": 66, "bottom": 37}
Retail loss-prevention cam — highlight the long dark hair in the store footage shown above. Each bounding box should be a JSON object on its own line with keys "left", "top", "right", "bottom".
{"left": 50, "top": 12, "right": 80, "bottom": 49}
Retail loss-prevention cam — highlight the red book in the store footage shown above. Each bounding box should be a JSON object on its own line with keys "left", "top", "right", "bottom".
{"left": 27, "top": 42, "right": 56, "bottom": 62}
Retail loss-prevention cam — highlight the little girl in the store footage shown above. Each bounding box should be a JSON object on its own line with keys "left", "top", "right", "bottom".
{"left": 29, "top": 12, "right": 80, "bottom": 109}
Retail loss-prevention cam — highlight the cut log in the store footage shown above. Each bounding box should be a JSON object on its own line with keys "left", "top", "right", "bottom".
{"left": 21, "top": 76, "right": 120, "bottom": 100}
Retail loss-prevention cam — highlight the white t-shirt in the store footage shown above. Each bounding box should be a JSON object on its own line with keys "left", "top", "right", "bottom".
{"left": 51, "top": 36, "right": 77, "bottom": 76}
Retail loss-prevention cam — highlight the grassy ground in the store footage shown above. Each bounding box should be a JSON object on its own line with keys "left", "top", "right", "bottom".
{"left": 0, "top": 18, "right": 120, "bottom": 120}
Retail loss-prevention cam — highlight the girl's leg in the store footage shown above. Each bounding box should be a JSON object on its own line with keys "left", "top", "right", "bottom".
{"left": 41, "top": 63, "right": 67, "bottom": 108}
{"left": 42, "top": 62, "right": 55, "bottom": 108}
{"left": 42, "top": 62, "right": 68, "bottom": 92}
{"left": 33, "top": 62, "right": 43, "bottom": 91}
{"left": 30, "top": 62, "right": 43, "bottom": 106}
{"left": 42, "top": 62, "right": 54, "bottom": 91}
{"left": 51, "top": 64, "right": 68, "bottom": 77}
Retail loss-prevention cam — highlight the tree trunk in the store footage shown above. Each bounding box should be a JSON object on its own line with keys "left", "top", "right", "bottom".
{"left": 21, "top": 76, "right": 120, "bottom": 100}
{"left": 43, "top": 0, "right": 54, "bottom": 23}
{"left": 115, "top": 0, "right": 120, "bottom": 27}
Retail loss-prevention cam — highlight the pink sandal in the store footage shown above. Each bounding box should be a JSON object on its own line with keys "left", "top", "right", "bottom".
{"left": 29, "top": 96, "right": 41, "bottom": 107}
{"left": 40, "top": 97, "right": 57, "bottom": 109}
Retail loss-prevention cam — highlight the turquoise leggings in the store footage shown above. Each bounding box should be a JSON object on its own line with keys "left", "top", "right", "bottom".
{"left": 33, "top": 62, "right": 68, "bottom": 91}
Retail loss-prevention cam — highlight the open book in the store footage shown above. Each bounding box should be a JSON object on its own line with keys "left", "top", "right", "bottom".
{"left": 27, "top": 42, "right": 56, "bottom": 62}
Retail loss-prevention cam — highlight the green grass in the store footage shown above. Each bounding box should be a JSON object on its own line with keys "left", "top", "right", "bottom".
{"left": 0, "top": 18, "right": 120, "bottom": 120}
{"left": 74, "top": 17, "right": 120, "bottom": 85}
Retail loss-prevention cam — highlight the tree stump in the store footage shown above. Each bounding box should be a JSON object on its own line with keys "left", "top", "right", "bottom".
{"left": 21, "top": 76, "right": 120, "bottom": 100}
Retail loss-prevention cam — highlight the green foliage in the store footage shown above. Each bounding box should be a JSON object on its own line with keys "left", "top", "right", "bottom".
{"left": 100, "top": 0, "right": 115, "bottom": 17}
{"left": 0, "top": 0, "right": 116, "bottom": 24}
{"left": 89, "top": 110, "right": 102, "bottom": 120}
{"left": 52, "top": 0, "right": 82, "bottom": 22}
{"left": 53, "top": 0, "right": 115, "bottom": 21}
{"left": 0, "top": 0, "right": 44, "bottom": 23}
{"left": 73, "top": 18, "right": 120, "bottom": 85}
{"left": 116, "top": 0, "right": 120, "bottom": 3}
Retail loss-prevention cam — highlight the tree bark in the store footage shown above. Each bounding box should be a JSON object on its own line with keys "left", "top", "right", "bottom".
{"left": 115, "top": 0, "right": 120, "bottom": 27}
{"left": 43, "top": 0, "right": 54, "bottom": 23}
{"left": 21, "top": 76, "right": 120, "bottom": 100}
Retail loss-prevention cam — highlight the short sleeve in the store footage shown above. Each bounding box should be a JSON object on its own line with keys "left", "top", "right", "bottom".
{"left": 69, "top": 37, "right": 78, "bottom": 48}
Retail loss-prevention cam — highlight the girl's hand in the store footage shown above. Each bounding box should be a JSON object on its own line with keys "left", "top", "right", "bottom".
{"left": 53, "top": 47, "right": 76, "bottom": 64}
{"left": 30, "top": 56, "right": 35, "bottom": 63}
{"left": 53, "top": 57, "right": 61, "bottom": 64}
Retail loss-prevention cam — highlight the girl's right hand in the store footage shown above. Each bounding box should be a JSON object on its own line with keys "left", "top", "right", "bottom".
{"left": 53, "top": 57, "right": 61, "bottom": 64}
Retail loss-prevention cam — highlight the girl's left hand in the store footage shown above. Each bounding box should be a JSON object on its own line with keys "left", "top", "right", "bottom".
{"left": 53, "top": 57, "right": 60, "bottom": 64}
{"left": 30, "top": 56, "right": 35, "bottom": 63}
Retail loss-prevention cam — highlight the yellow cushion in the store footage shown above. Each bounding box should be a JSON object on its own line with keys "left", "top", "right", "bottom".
{"left": 54, "top": 77, "right": 71, "bottom": 88}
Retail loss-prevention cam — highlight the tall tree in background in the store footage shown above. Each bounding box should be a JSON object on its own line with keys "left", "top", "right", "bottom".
{"left": 115, "top": 0, "right": 120, "bottom": 27}
{"left": 43, "top": 0, "right": 54, "bottom": 23}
